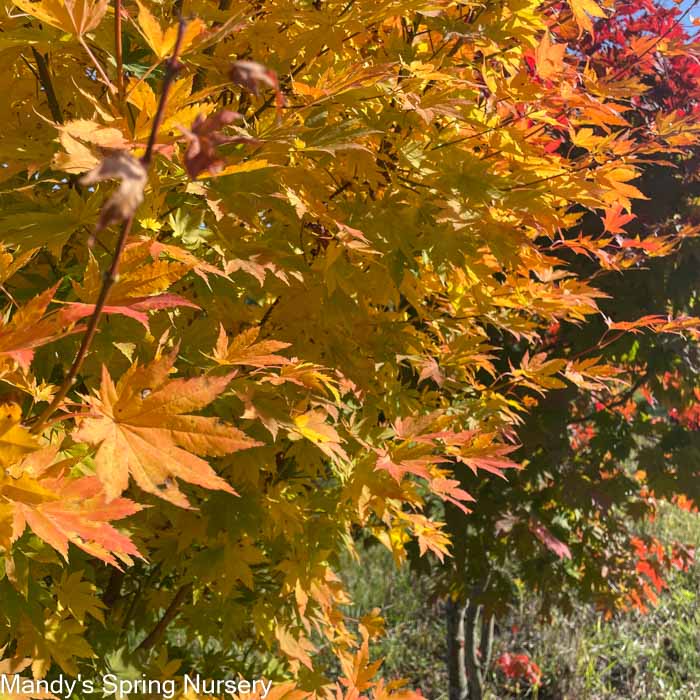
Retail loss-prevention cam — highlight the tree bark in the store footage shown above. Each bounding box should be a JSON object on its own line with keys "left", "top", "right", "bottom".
{"left": 446, "top": 598, "right": 468, "bottom": 700}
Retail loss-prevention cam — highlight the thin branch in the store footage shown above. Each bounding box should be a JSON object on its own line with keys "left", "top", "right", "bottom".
{"left": 259, "top": 297, "right": 280, "bottom": 329}
{"left": 101, "top": 568, "right": 125, "bottom": 607}
{"left": 338, "top": 0, "right": 356, "bottom": 17}
{"left": 0, "top": 284, "right": 18, "bottom": 307}
{"left": 432, "top": 0, "right": 698, "bottom": 156}
{"left": 192, "top": 0, "right": 231, "bottom": 92}
{"left": 142, "top": 19, "right": 186, "bottom": 166}
{"left": 42, "top": 410, "right": 95, "bottom": 427}
{"left": 125, "top": 60, "right": 163, "bottom": 99}
{"left": 136, "top": 583, "right": 192, "bottom": 651}
{"left": 567, "top": 373, "right": 648, "bottom": 425}
{"left": 121, "top": 563, "right": 162, "bottom": 631}
{"left": 115, "top": 0, "right": 124, "bottom": 102}
{"left": 20, "top": 53, "right": 40, "bottom": 81}
{"left": 30, "top": 19, "right": 187, "bottom": 434}
{"left": 252, "top": 61, "right": 306, "bottom": 121}
{"left": 464, "top": 601, "right": 484, "bottom": 700}
{"left": 429, "top": 103, "right": 521, "bottom": 151}
{"left": 502, "top": 159, "right": 593, "bottom": 192}
{"left": 79, "top": 36, "right": 117, "bottom": 94}
{"left": 30, "top": 47, "right": 63, "bottom": 124}
{"left": 329, "top": 181, "right": 351, "bottom": 200}
{"left": 84, "top": 225, "right": 113, "bottom": 255}
{"left": 248, "top": 29, "right": 365, "bottom": 122}
{"left": 607, "top": 0, "right": 700, "bottom": 84}
{"left": 30, "top": 216, "right": 135, "bottom": 433}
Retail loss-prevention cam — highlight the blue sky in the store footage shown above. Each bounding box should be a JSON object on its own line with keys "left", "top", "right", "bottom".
{"left": 674, "top": 0, "right": 699, "bottom": 32}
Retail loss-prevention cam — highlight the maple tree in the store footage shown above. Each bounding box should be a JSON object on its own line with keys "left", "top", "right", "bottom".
{"left": 0, "top": 0, "right": 699, "bottom": 696}
{"left": 429, "top": 1, "right": 700, "bottom": 698}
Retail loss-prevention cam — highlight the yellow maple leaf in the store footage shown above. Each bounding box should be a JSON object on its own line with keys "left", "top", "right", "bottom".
{"left": 16, "top": 613, "right": 95, "bottom": 678}
{"left": 290, "top": 410, "right": 349, "bottom": 464}
{"left": 569, "top": 0, "right": 606, "bottom": 34}
{"left": 72, "top": 249, "right": 191, "bottom": 303}
{"left": 13, "top": 0, "right": 107, "bottom": 35}
{"left": 0, "top": 403, "right": 40, "bottom": 470}
{"left": 135, "top": 1, "right": 205, "bottom": 59}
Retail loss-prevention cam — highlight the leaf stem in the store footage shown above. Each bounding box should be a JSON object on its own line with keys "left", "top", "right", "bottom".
{"left": 568, "top": 372, "right": 649, "bottom": 425}
{"left": 0, "top": 283, "right": 18, "bottom": 307}
{"left": 30, "top": 19, "right": 188, "bottom": 435}
{"left": 125, "top": 60, "right": 162, "bottom": 99}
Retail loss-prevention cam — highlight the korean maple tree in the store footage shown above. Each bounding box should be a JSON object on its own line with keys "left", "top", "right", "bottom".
{"left": 0, "top": 0, "right": 698, "bottom": 696}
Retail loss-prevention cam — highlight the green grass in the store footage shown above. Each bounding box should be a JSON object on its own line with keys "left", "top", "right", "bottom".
{"left": 488, "top": 567, "right": 700, "bottom": 699}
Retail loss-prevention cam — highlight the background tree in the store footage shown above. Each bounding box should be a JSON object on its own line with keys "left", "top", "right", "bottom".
{"left": 429, "top": 1, "right": 700, "bottom": 697}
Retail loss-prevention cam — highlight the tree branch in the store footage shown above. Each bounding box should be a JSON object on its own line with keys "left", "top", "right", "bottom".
{"left": 30, "top": 217, "right": 135, "bottom": 433}
{"left": 191, "top": 0, "right": 230, "bottom": 93}
{"left": 446, "top": 597, "right": 468, "bottom": 700}
{"left": 142, "top": 19, "right": 186, "bottom": 166}
{"left": 259, "top": 297, "right": 280, "bottom": 329}
{"left": 479, "top": 611, "right": 495, "bottom": 676}
{"left": 136, "top": 583, "right": 192, "bottom": 651}
{"left": 79, "top": 36, "right": 117, "bottom": 94}
{"left": 102, "top": 568, "right": 125, "bottom": 607}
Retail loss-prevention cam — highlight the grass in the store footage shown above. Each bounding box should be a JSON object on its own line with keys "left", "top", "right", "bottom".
{"left": 490, "top": 566, "right": 700, "bottom": 699}
{"left": 338, "top": 545, "right": 448, "bottom": 698}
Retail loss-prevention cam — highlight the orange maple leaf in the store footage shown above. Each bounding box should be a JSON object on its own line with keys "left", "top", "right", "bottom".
{"left": 275, "top": 627, "right": 316, "bottom": 671}
{"left": 602, "top": 204, "right": 636, "bottom": 234}
{"left": 373, "top": 449, "right": 433, "bottom": 483}
{"left": 211, "top": 325, "right": 291, "bottom": 367}
{"left": 0, "top": 447, "right": 143, "bottom": 568}
{"left": 535, "top": 33, "right": 566, "bottom": 79}
{"left": 0, "top": 285, "right": 84, "bottom": 372}
{"left": 73, "top": 349, "right": 261, "bottom": 507}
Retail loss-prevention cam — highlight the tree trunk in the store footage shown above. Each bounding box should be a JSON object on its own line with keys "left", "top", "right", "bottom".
{"left": 479, "top": 612, "right": 495, "bottom": 682}
{"left": 447, "top": 596, "right": 497, "bottom": 699}
{"left": 464, "top": 601, "right": 483, "bottom": 700}
{"left": 446, "top": 598, "right": 468, "bottom": 700}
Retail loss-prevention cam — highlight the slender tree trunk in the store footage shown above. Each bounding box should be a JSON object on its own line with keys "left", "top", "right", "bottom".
{"left": 446, "top": 598, "right": 468, "bottom": 700}
{"left": 464, "top": 601, "right": 484, "bottom": 700}
{"left": 480, "top": 611, "right": 495, "bottom": 675}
